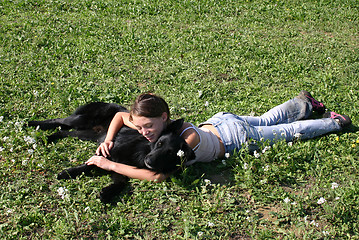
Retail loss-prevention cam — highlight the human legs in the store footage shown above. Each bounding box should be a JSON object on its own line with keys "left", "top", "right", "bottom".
{"left": 243, "top": 92, "right": 351, "bottom": 145}
{"left": 251, "top": 118, "right": 341, "bottom": 143}
{"left": 204, "top": 91, "right": 347, "bottom": 154}
{"left": 235, "top": 97, "right": 311, "bottom": 126}
{"left": 235, "top": 91, "right": 325, "bottom": 126}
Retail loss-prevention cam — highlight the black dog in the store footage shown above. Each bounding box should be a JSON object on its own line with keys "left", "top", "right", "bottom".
{"left": 28, "top": 102, "right": 195, "bottom": 203}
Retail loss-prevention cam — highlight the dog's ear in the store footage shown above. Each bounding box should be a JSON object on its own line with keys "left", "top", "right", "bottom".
{"left": 166, "top": 119, "right": 184, "bottom": 132}
{"left": 181, "top": 142, "right": 196, "bottom": 161}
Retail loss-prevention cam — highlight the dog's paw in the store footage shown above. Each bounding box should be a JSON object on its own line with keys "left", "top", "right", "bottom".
{"left": 47, "top": 134, "right": 60, "bottom": 143}
{"left": 99, "top": 184, "right": 124, "bottom": 203}
{"left": 27, "top": 121, "right": 39, "bottom": 127}
{"left": 99, "top": 187, "right": 115, "bottom": 203}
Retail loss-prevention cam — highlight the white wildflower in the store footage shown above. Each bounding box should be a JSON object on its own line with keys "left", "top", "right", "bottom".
{"left": 317, "top": 197, "right": 326, "bottom": 205}
{"left": 254, "top": 150, "right": 260, "bottom": 158}
{"left": 291, "top": 201, "right": 297, "bottom": 205}
{"left": 197, "top": 231, "right": 204, "bottom": 237}
{"left": 225, "top": 153, "right": 230, "bottom": 158}
{"left": 33, "top": 90, "right": 39, "bottom": 96}
{"left": 207, "top": 221, "right": 214, "bottom": 227}
{"left": 262, "top": 165, "right": 269, "bottom": 171}
{"left": 288, "top": 141, "right": 293, "bottom": 147}
{"left": 177, "top": 149, "right": 185, "bottom": 158}
{"left": 33, "top": 144, "right": 37, "bottom": 149}
{"left": 260, "top": 179, "right": 267, "bottom": 184}
{"left": 323, "top": 231, "right": 329, "bottom": 236}
{"left": 0, "top": 147, "right": 4, "bottom": 152}
{"left": 3, "top": 136, "right": 9, "bottom": 141}
{"left": 335, "top": 197, "right": 340, "bottom": 200}
{"left": 57, "top": 187, "right": 69, "bottom": 199}
{"left": 246, "top": 216, "right": 252, "bottom": 222}
{"left": 310, "top": 220, "right": 319, "bottom": 227}
{"left": 36, "top": 125, "right": 40, "bottom": 131}
{"left": 22, "top": 160, "right": 28, "bottom": 166}
{"left": 0, "top": 116, "right": 3, "bottom": 122}
{"left": 304, "top": 215, "right": 308, "bottom": 223}
{"left": 204, "top": 179, "right": 211, "bottom": 186}
{"left": 84, "top": 206, "right": 90, "bottom": 212}
{"left": 28, "top": 149, "right": 34, "bottom": 154}
{"left": 262, "top": 146, "right": 271, "bottom": 153}
{"left": 331, "top": 182, "right": 339, "bottom": 189}
{"left": 180, "top": 107, "right": 186, "bottom": 111}
{"left": 243, "top": 163, "right": 249, "bottom": 170}
{"left": 204, "top": 101, "right": 209, "bottom": 107}
{"left": 24, "top": 136, "right": 36, "bottom": 144}
{"left": 284, "top": 197, "right": 291, "bottom": 203}
{"left": 198, "top": 90, "right": 203, "bottom": 98}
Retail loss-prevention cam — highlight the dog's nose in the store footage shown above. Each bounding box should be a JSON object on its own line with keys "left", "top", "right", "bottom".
{"left": 144, "top": 157, "right": 153, "bottom": 169}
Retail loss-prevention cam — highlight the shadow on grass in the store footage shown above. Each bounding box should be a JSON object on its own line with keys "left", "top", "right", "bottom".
{"left": 169, "top": 160, "right": 235, "bottom": 192}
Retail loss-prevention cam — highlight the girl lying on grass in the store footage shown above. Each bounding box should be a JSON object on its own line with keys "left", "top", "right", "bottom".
{"left": 86, "top": 91, "right": 351, "bottom": 182}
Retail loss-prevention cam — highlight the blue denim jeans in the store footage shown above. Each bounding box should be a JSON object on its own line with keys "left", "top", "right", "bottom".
{"left": 200, "top": 97, "right": 341, "bottom": 154}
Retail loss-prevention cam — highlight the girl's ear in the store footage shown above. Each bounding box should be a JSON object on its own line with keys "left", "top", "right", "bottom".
{"left": 161, "top": 112, "right": 168, "bottom": 122}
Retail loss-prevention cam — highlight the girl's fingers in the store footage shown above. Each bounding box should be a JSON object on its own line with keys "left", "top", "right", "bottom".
{"left": 105, "top": 142, "right": 113, "bottom": 156}
{"left": 95, "top": 146, "right": 101, "bottom": 156}
{"left": 86, "top": 156, "right": 100, "bottom": 165}
{"left": 95, "top": 143, "right": 111, "bottom": 157}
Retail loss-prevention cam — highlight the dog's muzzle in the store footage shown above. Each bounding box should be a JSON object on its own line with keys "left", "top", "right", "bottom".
{"left": 144, "top": 158, "right": 153, "bottom": 169}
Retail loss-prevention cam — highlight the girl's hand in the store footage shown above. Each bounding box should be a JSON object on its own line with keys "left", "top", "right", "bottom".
{"left": 96, "top": 140, "right": 114, "bottom": 157}
{"left": 85, "top": 155, "right": 115, "bottom": 172}
{"left": 86, "top": 156, "right": 170, "bottom": 182}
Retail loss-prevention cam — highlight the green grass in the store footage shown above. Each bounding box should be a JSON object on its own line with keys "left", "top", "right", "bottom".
{"left": 1, "top": 0, "right": 358, "bottom": 239}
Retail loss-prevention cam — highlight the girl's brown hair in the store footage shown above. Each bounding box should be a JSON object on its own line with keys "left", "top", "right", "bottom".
{"left": 129, "top": 93, "right": 170, "bottom": 123}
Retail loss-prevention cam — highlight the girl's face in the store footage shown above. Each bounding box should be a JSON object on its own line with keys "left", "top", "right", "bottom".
{"left": 131, "top": 112, "right": 168, "bottom": 142}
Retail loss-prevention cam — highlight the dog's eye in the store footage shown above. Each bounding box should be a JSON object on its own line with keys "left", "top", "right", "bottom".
{"left": 157, "top": 141, "right": 162, "bottom": 147}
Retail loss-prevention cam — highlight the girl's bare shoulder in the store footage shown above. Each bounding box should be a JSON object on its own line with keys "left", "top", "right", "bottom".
{"left": 177, "top": 121, "right": 200, "bottom": 149}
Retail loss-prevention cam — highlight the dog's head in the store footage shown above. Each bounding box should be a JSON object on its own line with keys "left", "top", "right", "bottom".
{"left": 143, "top": 119, "right": 196, "bottom": 173}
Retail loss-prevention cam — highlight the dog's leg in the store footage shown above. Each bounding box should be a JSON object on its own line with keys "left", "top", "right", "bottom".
{"left": 99, "top": 173, "right": 129, "bottom": 203}
{"left": 28, "top": 118, "right": 72, "bottom": 130}
{"left": 57, "top": 164, "right": 95, "bottom": 179}
{"left": 48, "top": 130, "right": 105, "bottom": 142}
{"left": 28, "top": 114, "right": 88, "bottom": 131}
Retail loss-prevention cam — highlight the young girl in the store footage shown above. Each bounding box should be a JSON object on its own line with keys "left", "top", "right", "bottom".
{"left": 85, "top": 91, "right": 351, "bottom": 182}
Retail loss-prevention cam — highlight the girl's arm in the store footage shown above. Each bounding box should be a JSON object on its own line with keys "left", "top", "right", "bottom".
{"left": 179, "top": 122, "right": 201, "bottom": 150}
{"left": 96, "top": 112, "right": 136, "bottom": 157}
{"left": 85, "top": 155, "right": 169, "bottom": 182}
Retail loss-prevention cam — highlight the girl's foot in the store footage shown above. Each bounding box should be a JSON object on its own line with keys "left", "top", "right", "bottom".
{"left": 298, "top": 90, "right": 326, "bottom": 114}
{"left": 323, "top": 111, "right": 352, "bottom": 128}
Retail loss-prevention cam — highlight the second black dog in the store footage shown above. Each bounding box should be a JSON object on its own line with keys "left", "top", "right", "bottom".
{"left": 28, "top": 102, "right": 195, "bottom": 203}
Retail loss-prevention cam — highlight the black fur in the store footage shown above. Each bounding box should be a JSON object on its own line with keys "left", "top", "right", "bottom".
{"left": 28, "top": 102, "right": 195, "bottom": 203}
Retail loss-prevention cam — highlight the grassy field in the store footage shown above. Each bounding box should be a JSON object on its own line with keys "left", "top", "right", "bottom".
{"left": 1, "top": 0, "right": 358, "bottom": 239}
